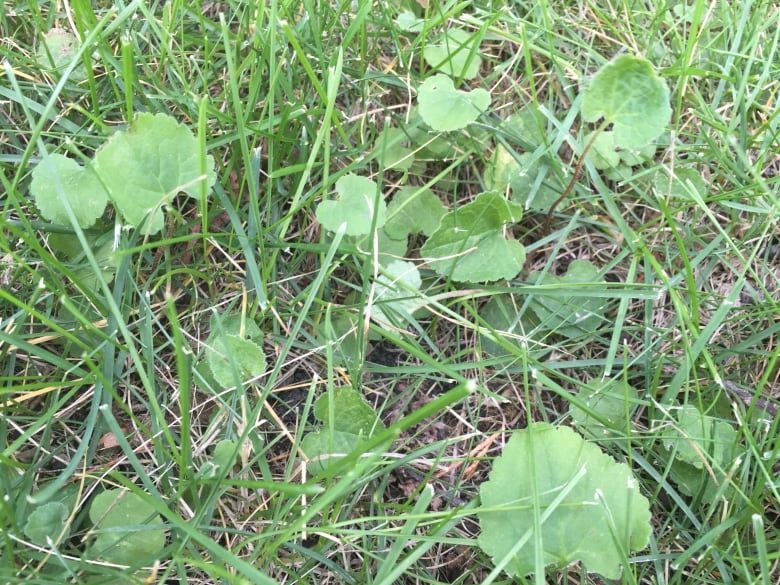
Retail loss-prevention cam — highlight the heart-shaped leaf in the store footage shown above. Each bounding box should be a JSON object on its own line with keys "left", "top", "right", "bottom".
{"left": 203, "top": 313, "right": 266, "bottom": 389}
{"left": 370, "top": 260, "right": 424, "bottom": 326}
{"left": 24, "top": 502, "right": 69, "bottom": 546}
{"left": 300, "top": 387, "right": 387, "bottom": 473}
{"left": 582, "top": 55, "right": 671, "bottom": 149}
{"left": 88, "top": 489, "right": 166, "bottom": 567}
{"left": 423, "top": 28, "right": 481, "bottom": 80}
{"left": 94, "top": 113, "right": 216, "bottom": 234}
{"left": 316, "top": 174, "right": 387, "bottom": 236}
{"left": 528, "top": 260, "right": 608, "bottom": 338}
{"left": 420, "top": 192, "right": 524, "bottom": 282}
{"left": 384, "top": 186, "right": 446, "bottom": 239}
{"left": 417, "top": 74, "right": 491, "bottom": 132}
{"left": 31, "top": 153, "right": 108, "bottom": 228}
{"left": 478, "top": 422, "right": 651, "bottom": 580}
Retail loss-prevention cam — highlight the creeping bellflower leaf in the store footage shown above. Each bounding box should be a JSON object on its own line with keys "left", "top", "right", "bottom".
{"left": 384, "top": 186, "right": 446, "bottom": 239}
{"left": 423, "top": 28, "right": 482, "bottom": 80}
{"left": 203, "top": 313, "right": 266, "bottom": 389}
{"left": 94, "top": 113, "right": 216, "bottom": 234}
{"left": 420, "top": 192, "right": 524, "bottom": 282}
{"left": 370, "top": 260, "right": 424, "bottom": 326}
{"left": 570, "top": 378, "right": 639, "bottom": 440}
{"left": 417, "top": 74, "right": 491, "bottom": 132}
{"left": 528, "top": 260, "right": 608, "bottom": 338}
{"left": 300, "top": 387, "right": 387, "bottom": 473}
{"left": 31, "top": 153, "right": 108, "bottom": 228}
{"left": 316, "top": 174, "right": 387, "bottom": 236}
{"left": 582, "top": 55, "right": 671, "bottom": 149}
{"left": 88, "top": 489, "right": 166, "bottom": 567}
{"left": 662, "top": 405, "right": 739, "bottom": 500}
{"left": 478, "top": 423, "right": 651, "bottom": 580}
{"left": 24, "top": 502, "right": 70, "bottom": 546}
{"left": 36, "top": 28, "right": 87, "bottom": 81}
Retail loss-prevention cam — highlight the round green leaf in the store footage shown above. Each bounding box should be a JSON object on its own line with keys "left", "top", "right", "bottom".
{"left": 31, "top": 153, "right": 108, "bottom": 228}
{"left": 24, "top": 502, "right": 70, "bottom": 546}
{"left": 420, "top": 192, "right": 524, "bottom": 282}
{"left": 417, "top": 74, "right": 491, "bottom": 132}
{"left": 478, "top": 422, "right": 651, "bottom": 580}
{"left": 370, "top": 260, "right": 424, "bottom": 326}
{"left": 582, "top": 55, "right": 671, "bottom": 149}
{"left": 206, "top": 334, "right": 267, "bottom": 388}
{"left": 528, "top": 260, "right": 608, "bottom": 338}
{"left": 36, "top": 28, "right": 87, "bottom": 81}
{"left": 384, "top": 186, "right": 446, "bottom": 239}
{"left": 316, "top": 174, "right": 387, "bottom": 236}
{"left": 423, "top": 28, "right": 481, "bottom": 80}
{"left": 94, "top": 113, "right": 217, "bottom": 234}
{"left": 88, "top": 489, "right": 165, "bottom": 567}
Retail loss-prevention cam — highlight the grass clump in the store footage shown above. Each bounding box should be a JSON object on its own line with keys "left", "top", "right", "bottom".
{"left": 1, "top": 1, "right": 779, "bottom": 584}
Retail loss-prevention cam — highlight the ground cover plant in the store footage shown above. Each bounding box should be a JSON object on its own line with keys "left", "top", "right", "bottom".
{"left": 1, "top": 0, "right": 779, "bottom": 583}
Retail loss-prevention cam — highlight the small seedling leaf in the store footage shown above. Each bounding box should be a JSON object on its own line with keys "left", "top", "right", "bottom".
{"left": 384, "top": 186, "right": 446, "bottom": 239}
{"left": 36, "top": 28, "right": 87, "bottom": 81}
{"left": 528, "top": 260, "right": 608, "bottom": 338}
{"left": 301, "top": 387, "right": 386, "bottom": 473}
{"left": 316, "top": 174, "right": 387, "bottom": 236}
{"left": 479, "top": 295, "right": 550, "bottom": 359}
{"left": 421, "top": 192, "right": 524, "bottom": 282}
{"left": 663, "top": 405, "right": 738, "bottom": 470}
{"left": 485, "top": 148, "right": 562, "bottom": 211}
{"left": 24, "top": 502, "right": 69, "bottom": 546}
{"left": 204, "top": 313, "right": 266, "bottom": 388}
{"left": 570, "top": 379, "right": 639, "bottom": 440}
{"left": 31, "top": 153, "right": 108, "bottom": 228}
{"left": 417, "top": 74, "right": 490, "bottom": 132}
{"left": 582, "top": 55, "right": 671, "bottom": 149}
{"left": 396, "top": 11, "right": 424, "bottom": 33}
{"left": 88, "top": 489, "right": 165, "bottom": 567}
{"left": 370, "top": 260, "right": 424, "bottom": 326}
{"left": 478, "top": 422, "right": 651, "bottom": 580}
{"left": 94, "top": 113, "right": 216, "bottom": 234}
{"left": 652, "top": 167, "right": 706, "bottom": 200}
{"left": 375, "top": 127, "right": 415, "bottom": 172}
{"left": 423, "top": 28, "right": 481, "bottom": 80}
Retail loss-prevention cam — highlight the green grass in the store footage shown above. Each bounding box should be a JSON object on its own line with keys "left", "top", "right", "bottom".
{"left": 1, "top": 0, "right": 779, "bottom": 583}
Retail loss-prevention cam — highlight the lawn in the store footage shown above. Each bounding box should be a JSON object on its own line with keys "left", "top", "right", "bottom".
{"left": 1, "top": 1, "right": 779, "bottom": 584}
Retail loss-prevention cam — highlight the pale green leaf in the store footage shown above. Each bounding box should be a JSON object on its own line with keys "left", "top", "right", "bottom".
{"left": 396, "top": 11, "right": 424, "bottom": 33}
{"left": 570, "top": 379, "right": 639, "bottom": 439}
{"left": 94, "top": 113, "right": 216, "bottom": 234}
{"left": 652, "top": 167, "right": 706, "bottom": 199}
{"left": 528, "top": 260, "right": 608, "bottom": 338}
{"left": 582, "top": 55, "right": 671, "bottom": 149}
{"left": 663, "top": 405, "right": 738, "bottom": 470}
{"left": 31, "top": 153, "right": 108, "bottom": 228}
{"left": 204, "top": 313, "right": 266, "bottom": 388}
{"left": 420, "top": 192, "right": 524, "bottom": 282}
{"left": 316, "top": 174, "right": 387, "bottom": 236}
{"left": 24, "top": 502, "right": 69, "bottom": 546}
{"left": 301, "top": 387, "right": 387, "bottom": 473}
{"left": 485, "top": 148, "right": 562, "bottom": 211}
{"left": 88, "top": 490, "right": 166, "bottom": 567}
{"left": 375, "top": 127, "right": 415, "bottom": 171}
{"left": 478, "top": 423, "right": 651, "bottom": 580}
{"left": 585, "top": 130, "right": 621, "bottom": 170}
{"left": 36, "top": 28, "right": 87, "bottom": 81}
{"left": 370, "top": 260, "right": 424, "bottom": 326}
{"left": 423, "top": 28, "right": 481, "bottom": 80}
{"left": 384, "top": 186, "right": 446, "bottom": 239}
{"left": 417, "top": 74, "right": 490, "bottom": 132}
